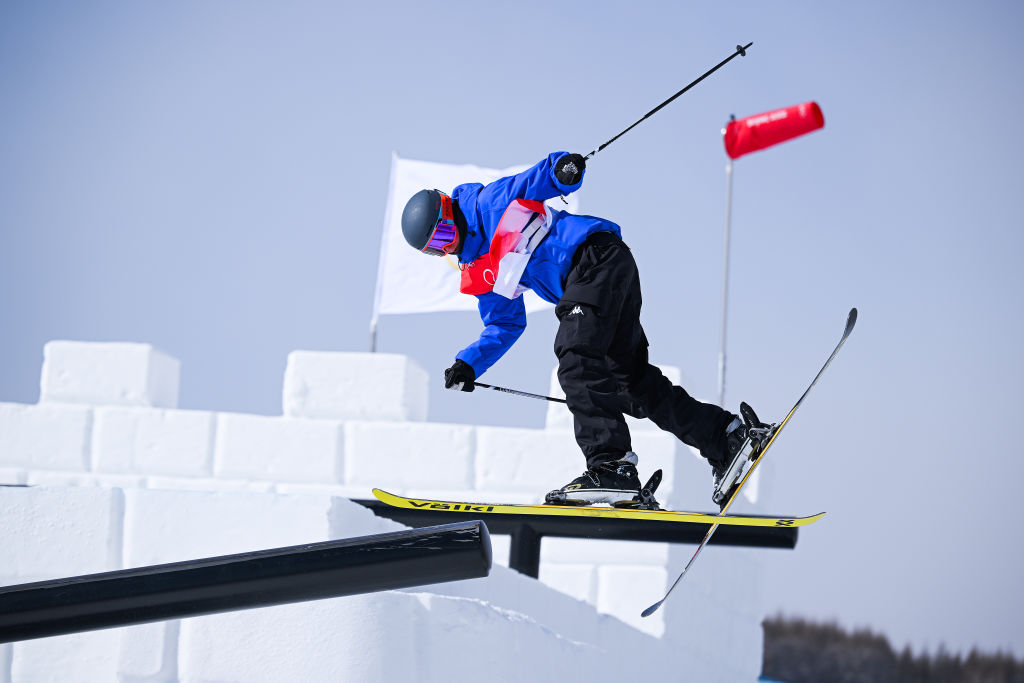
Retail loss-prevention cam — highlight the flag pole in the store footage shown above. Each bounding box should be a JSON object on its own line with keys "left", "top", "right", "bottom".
{"left": 371, "top": 152, "right": 401, "bottom": 352}
{"left": 718, "top": 121, "right": 735, "bottom": 408}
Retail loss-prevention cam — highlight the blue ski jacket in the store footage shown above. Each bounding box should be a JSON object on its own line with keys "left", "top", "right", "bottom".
{"left": 452, "top": 152, "right": 621, "bottom": 377}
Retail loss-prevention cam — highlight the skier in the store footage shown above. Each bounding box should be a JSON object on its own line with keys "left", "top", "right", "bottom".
{"left": 400, "top": 151, "right": 755, "bottom": 506}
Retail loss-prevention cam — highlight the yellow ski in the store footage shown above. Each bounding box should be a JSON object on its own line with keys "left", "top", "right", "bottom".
{"left": 372, "top": 488, "right": 824, "bottom": 529}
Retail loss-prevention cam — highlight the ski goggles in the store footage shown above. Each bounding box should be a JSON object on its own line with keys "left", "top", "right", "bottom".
{"left": 421, "top": 192, "right": 459, "bottom": 256}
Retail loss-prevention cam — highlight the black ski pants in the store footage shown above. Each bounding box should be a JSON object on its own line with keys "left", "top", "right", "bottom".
{"left": 554, "top": 231, "right": 735, "bottom": 469}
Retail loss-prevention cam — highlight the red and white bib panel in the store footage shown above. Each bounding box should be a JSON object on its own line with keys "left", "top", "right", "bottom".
{"left": 460, "top": 199, "right": 550, "bottom": 299}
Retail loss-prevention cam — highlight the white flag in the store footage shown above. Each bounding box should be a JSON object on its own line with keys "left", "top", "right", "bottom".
{"left": 373, "top": 153, "right": 579, "bottom": 319}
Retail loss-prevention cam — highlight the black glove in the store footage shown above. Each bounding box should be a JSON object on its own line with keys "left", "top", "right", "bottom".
{"left": 554, "top": 153, "right": 586, "bottom": 186}
{"left": 444, "top": 359, "right": 476, "bottom": 392}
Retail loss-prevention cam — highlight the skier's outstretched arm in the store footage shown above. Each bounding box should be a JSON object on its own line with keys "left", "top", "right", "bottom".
{"left": 446, "top": 293, "right": 527, "bottom": 390}
{"left": 478, "top": 152, "right": 587, "bottom": 208}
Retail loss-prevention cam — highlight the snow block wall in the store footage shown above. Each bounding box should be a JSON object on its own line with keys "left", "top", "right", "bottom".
{"left": 0, "top": 341, "right": 773, "bottom": 682}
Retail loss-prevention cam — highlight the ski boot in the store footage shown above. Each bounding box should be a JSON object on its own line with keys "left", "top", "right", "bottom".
{"left": 711, "top": 402, "right": 774, "bottom": 510}
{"left": 545, "top": 452, "right": 662, "bottom": 509}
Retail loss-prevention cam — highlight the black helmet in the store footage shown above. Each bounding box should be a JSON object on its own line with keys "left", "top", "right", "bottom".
{"left": 401, "top": 189, "right": 459, "bottom": 256}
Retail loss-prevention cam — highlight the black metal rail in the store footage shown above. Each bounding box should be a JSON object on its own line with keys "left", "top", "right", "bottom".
{"left": 354, "top": 499, "right": 798, "bottom": 578}
{"left": 0, "top": 521, "right": 491, "bottom": 643}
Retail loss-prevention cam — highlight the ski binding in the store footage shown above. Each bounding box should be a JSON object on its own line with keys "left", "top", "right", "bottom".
{"left": 712, "top": 404, "right": 775, "bottom": 509}
{"left": 544, "top": 469, "right": 663, "bottom": 510}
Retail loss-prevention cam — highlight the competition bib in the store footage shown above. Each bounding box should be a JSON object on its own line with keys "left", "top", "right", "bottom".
{"left": 460, "top": 199, "right": 550, "bottom": 298}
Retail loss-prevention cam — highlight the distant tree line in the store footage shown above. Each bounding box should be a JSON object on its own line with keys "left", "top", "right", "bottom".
{"left": 762, "top": 615, "right": 1024, "bottom": 683}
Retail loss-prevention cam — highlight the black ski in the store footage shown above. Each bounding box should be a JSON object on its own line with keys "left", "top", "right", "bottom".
{"left": 641, "top": 308, "right": 857, "bottom": 618}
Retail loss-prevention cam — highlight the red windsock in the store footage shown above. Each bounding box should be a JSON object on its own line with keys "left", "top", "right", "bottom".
{"left": 724, "top": 101, "right": 824, "bottom": 160}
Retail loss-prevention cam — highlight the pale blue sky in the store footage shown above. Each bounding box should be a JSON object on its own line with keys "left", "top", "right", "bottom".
{"left": 2, "top": 0, "right": 1022, "bottom": 657}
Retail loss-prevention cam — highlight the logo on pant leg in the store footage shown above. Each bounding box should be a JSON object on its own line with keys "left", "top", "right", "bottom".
{"left": 569, "top": 305, "right": 584, "bottom": 316}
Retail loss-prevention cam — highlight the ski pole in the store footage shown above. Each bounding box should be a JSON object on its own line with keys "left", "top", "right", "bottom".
{"left": 474, "top": 382, "right": 567, "bottom": 404}
{"left": 585, "top": 42, "right": 753, "bottom": 160}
